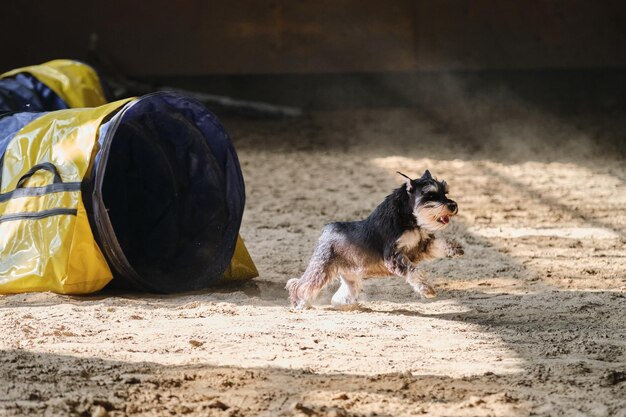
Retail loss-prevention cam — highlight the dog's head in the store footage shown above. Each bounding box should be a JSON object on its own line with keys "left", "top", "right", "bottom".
{"left": 401, "top": 170, "right": 458, "bottom": 232}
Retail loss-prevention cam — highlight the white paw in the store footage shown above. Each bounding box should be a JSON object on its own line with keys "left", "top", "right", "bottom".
{"left": 331, "top": 284, "right": 359, "bottom": 308}
{"left": 331, "top": 294, "right": 358, "bottom": 309}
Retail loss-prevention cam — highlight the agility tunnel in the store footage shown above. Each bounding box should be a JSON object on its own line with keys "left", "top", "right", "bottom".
{"left": 0, "top": 61, "right": 257, "bottom": 294}
{"left": 0, "top": 59, "right": 108, "bottom": 112}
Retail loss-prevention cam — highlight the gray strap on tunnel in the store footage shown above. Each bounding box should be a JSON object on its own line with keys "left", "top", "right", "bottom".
{"left": 16, "top": 162, "right": 63, "bottom": 188}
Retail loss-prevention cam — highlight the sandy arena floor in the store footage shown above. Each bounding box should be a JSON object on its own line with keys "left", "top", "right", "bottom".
{"left": 1, "top": 97, "right": 625, "bottom": 416}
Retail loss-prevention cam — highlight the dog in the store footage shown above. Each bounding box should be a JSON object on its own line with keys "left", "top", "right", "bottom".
{"left": 286, "top": 170, "right": 464, "bottom": 309}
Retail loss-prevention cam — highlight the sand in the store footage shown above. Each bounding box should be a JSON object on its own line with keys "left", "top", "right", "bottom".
{"left": 1, "top": 98, "right": 625, "bottom": 416}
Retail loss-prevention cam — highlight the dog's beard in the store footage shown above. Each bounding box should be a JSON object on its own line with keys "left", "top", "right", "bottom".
{"left": 414, "top": 202, "right": 453, "bottom": 232}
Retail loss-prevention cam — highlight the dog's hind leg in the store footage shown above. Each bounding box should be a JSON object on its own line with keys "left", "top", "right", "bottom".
{"left": 286, "top": 237, "right": 338, "bottom": 308}
{"left": 286, "top": 264, "right": 336, "bottom": 309}
{"left": 331, "top": 274, "right": 362, "bottom": 309}
{"left": 285, "top": 247, "right": 337, "bottom": 310}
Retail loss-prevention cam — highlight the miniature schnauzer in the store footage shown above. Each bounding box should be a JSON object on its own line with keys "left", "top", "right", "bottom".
{"left": 286, "top": 170, "right": 463, "bottom": 309}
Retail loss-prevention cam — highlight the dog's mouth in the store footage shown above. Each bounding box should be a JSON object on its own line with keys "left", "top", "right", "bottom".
{"left": 437, "top": 215, "right": 451, "bottom": 225}
{"left": 416, "top": 203, "right": 456, "bottom": 230}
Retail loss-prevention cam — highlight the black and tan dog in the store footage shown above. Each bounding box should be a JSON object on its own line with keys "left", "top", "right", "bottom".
{"left": 286, "top": 170, "right": 464, "bottom": 309}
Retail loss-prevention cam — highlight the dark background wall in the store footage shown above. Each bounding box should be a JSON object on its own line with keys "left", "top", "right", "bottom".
{"left": 1, "top": 1, "right": 625, "bottom": 111}
{"left": 2, "top": 0, "right": 625, "bottom": 75}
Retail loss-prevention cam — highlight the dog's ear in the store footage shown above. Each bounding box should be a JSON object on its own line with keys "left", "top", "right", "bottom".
{"left": 421, "top": 170, "right": 433, "bottom": 180}
{"left": 397, "top": 171, "right": 415, "bottom": 193}
{"left": 405, "top": 179, "right": 415, "bottom": 193}
{"left": 442, "top": 180, "right": 449, "bottom": 194}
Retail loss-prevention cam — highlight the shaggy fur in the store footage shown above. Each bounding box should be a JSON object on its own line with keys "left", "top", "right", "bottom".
{"left": 286, "top": 170, "right": 463, "bottom": 309}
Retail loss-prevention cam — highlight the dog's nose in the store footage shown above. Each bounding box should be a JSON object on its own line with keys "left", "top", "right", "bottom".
{"left": 447, "top": 202, "right": 458, "bottom": 213}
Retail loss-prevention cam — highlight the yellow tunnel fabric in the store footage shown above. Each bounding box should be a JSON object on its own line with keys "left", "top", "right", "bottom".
{"left": 1, "top": 59, "right": 107, "bottom": 108}
{"left": 0, "top": 100, "right": 131, "bottom": 294}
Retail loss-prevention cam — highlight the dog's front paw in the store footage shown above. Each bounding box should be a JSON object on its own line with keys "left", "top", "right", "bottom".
{"left": 418, "top": 283, "right": 438, "bottom": 299}
{"left": 412, "top": 281, "right": 437, "bottom": 299}
{"left": 446, "top": 239, "right": 464, "bottom": 258}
